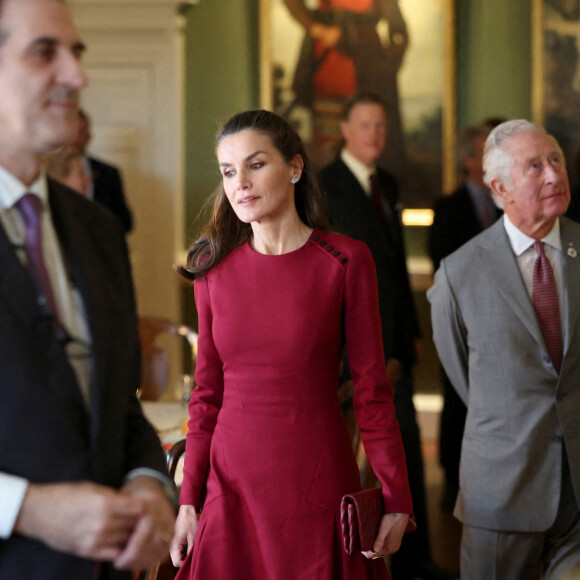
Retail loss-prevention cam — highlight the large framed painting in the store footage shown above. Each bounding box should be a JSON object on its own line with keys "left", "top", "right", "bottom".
{"left": 533, "top": 0, "right": 580, "bottom": 189}
{"left": 259, "top": 0, "right": 456, "bottom": 210}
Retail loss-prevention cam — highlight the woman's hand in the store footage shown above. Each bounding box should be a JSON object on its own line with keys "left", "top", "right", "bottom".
{"left": 169, "top": 505, "right": 198, "bottom": 567}
{"left": 362, "top": 513, "right": 410, "bottom": 559}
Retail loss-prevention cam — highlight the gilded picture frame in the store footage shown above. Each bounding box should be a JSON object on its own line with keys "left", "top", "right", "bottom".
{"left": 532, "top": 0, "right": 580, "bottom": 189}
{"left": 259, "top": 0, "right": 457, "bottom": 211}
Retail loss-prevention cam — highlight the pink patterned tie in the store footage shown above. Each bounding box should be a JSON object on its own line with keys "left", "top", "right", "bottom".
{"left": 15, "top": 193, "right": 60, "bottom": 324}
{"left": 532, "top": 241, "right": 563, "bottom": 372}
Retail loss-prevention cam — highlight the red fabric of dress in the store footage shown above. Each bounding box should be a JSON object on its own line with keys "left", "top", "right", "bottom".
{"left": 177, "top": 230, "right": 412, "bottom": 580}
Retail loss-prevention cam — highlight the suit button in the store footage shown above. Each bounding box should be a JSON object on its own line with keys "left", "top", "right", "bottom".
{"left": 333, "top": 251, "right": 340, "bottom": 256}
{"left": 550, "top": 434, "right": 563, "bottom": 443}
{"left": 326, "top": 245, "right": 333, "bottom": 252}
{"left": 312, "top": 235, "right": 319, "bottom": 241}
{"left": 341, "top": 257, "right": 348, "bottom": 264}
{"left": 320, "top": 240, "right": 327, "bottom": 245}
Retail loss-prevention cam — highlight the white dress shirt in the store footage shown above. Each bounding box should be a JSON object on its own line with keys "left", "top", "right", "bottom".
{"left": 503, "top": 214, "right": 568, "bottom": 347}
{"left": 341, "top": 148, "right": 375, "bottom": 196}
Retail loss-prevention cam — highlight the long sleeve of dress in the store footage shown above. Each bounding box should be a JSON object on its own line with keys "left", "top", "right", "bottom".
{"left": 179, "top": 276, "right": 224, "bottom": 507}
{"left": 344, "top": 243, "right": 413, "bottom": 514}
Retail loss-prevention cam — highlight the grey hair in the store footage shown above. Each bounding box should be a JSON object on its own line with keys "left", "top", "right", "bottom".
{"left": 483, "top": 119, "right": 557, "bottom": 208}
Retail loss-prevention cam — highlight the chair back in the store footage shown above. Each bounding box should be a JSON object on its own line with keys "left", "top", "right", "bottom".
{"left": 138, "top": 317, "right": 197, "bottom": 401}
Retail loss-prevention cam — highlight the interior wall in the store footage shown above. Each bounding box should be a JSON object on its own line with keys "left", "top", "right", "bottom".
{"left": 180, "top": 0, "right": 260, "bottom": 327}
{"left": 456, "top": 0, "right": 532, "bottom": 128}
{"left": 70, "top": 1, "right": 186, "bottom": 328}
{"left": 183, "top": 1, "right": 260, "bottom": 245}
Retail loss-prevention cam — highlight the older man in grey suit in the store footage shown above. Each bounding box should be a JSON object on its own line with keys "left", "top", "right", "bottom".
{"left": 428, "top": 120, "right": 580, "bottom": 580}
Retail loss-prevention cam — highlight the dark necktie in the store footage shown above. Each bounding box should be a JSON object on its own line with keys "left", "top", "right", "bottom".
{"left": 15, "top": 193, "right": 60, "bottom": 324}
{"left": 369, "top": 173, "right": 392, "bottom": 242}
{"left": 532, "top": 241, "right": 563, "bottom": 372}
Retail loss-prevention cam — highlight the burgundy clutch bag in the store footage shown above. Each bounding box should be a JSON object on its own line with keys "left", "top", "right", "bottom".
{"left": 340, "top": 488, "right": 417, "bottom": 555}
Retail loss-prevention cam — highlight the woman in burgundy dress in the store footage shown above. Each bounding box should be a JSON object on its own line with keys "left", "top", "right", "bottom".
{"left": 170, "top": 109, "right": 412, "bottom": 579}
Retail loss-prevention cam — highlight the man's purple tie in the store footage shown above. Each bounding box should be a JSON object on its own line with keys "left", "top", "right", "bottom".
{"left": 532, "top": 241, "right": 563, "bottom": 372}
{"left": 15, "top": 193, "right": 60, "bottom": 323}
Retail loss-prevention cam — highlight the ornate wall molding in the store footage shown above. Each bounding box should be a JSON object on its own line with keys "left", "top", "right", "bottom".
{"left": 68, "top": 0, "right": 189, "bottom": 335}
{"left": 69, "top": 1, "right": 195, "bottom": 32}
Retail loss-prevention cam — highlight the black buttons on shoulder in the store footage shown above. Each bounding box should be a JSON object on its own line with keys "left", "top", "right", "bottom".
{"left": 312, "top": 233, "right": 349, "bottom": 265}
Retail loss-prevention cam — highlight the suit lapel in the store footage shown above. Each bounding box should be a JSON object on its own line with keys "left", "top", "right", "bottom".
{"left": 480, "top": 221, "right": 543, "bottom": 343}
{"left": 336, "top": 158, "right": 367, "bottom": 199}
{"left": 48, "top": 182, "right": 101, "bottom": 433}
{"left": 0, "top": 222, "right": 41, "bottom": 328}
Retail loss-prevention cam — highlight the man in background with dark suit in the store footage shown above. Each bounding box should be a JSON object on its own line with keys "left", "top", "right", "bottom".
{"left": 319, "top": 93, "right": 457, "bottom": 580}
{"left": 70, "top": 108, "right": 133, "bottom": 233}
{"left": 0, "top": 0, "right": 174, "bottom": 577}
{"left": 428, "top": 124, "right": 502, "bottom": 510}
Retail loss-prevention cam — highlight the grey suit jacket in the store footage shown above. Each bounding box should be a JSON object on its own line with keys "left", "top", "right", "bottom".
{"left": 428, "top": 217, "right": 580, "bottom": 532}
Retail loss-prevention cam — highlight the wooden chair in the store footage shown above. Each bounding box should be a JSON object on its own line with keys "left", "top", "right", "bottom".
{"left": 138, "top": 317, "right": 197, "bottom": 401}
{"left": 135, "top": 438, "right": 188, "bottom": 580}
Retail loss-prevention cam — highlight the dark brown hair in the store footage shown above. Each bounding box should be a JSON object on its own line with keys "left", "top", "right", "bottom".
{"left": 178, "top": 109, "right": 330, "bottom": 280}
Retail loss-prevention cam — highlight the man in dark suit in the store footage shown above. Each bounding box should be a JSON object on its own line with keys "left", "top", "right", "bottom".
{"left": 319, "top": 94, "right": 457, "bottom": 580}
{"left": 0, "top": 1, "right": 174, "bottom": 578}
{"left": 429, "top": 120, "right": 580, "bottom": 579}
{"left": 428, "top": 124, "right": 502, "bottom": 510}
{"left": 70, "top": 109, "right": 133, "bottom": 233}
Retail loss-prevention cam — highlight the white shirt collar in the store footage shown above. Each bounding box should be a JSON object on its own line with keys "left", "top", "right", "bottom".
{"left": 0, "top": 165, "right": 47, "bottom": 210}
{"left": 340, "top": 148, "right": 375, "bottom": 195}
{"left": 503, "top": 213, "right": 562, "bottom": 257}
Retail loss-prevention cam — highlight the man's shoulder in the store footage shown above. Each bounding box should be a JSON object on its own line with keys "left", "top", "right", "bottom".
{"left": 89, "top": 156, "right": 121, "bottom": 176}
{"left": 315, "top": 230, "right": 372, "bottom": 263}
{"left": 442, "top": 219, "right": 502, "bottom": 268}
{"left": 433, "top": 184, "right": 471, "bottom": 212}
{"left": 319, "top": 157, "right": 350, "bottom": 182}
{"left": 376, "top": 165, "right": 398, "bottom": 186}
{"left": 48, "top": 177, "right": 125, "bottom": 234}
{"left": 319, "top": 158, "right": 361, "bottom": 205}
